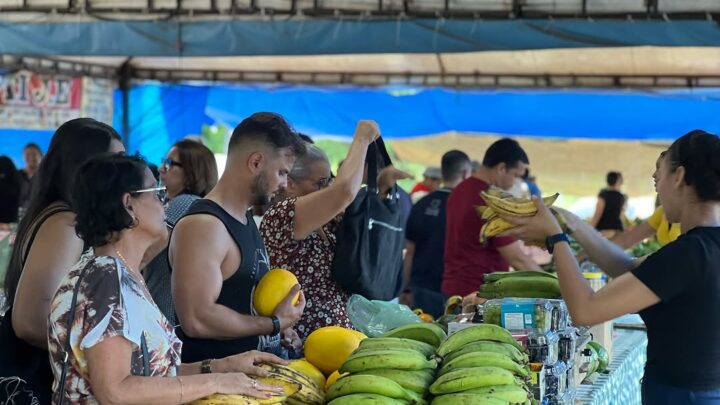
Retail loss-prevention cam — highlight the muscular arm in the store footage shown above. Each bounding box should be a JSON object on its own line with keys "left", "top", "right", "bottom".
{"left": 170, "top": 215, "right": 274, "bottom": 339}
{"left": 12, "top": 212, "right": 84, "bottom": 348}
{"left": 497, "top": 241, "right": 542, "bottom": 271}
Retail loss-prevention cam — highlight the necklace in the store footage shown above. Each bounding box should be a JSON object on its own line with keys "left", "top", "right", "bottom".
{"left": 114, "top": 248, "right": 134, "bottom": 273}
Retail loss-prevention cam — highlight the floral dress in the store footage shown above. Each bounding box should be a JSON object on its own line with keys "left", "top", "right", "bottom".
{"left": 48, "top": 255, "right": 182, "bottom": 404}
{"left": 261, "top": 198, "right": 353, "bottom": 340}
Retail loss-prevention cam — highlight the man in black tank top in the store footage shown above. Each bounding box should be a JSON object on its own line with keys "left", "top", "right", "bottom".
{"left": 169, "top": 113, "right": 307, "bottom": 364}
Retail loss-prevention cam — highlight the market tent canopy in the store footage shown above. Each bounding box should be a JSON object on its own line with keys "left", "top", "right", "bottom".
{"left": 2, "top": 18, "right": 720, "bottom": 56}
{"left": 103, "top": 83, "right": 720, "bottom": 165}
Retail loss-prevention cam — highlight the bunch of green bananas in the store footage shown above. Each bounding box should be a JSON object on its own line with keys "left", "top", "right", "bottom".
{"left": 430, "top": 324, "right": 532, "bottom": 405}
{"left": 477, "top": 271, "right": 561, "bottom": 299}
{"left": 326, "top": 324, "right": 447, "bottom": 404}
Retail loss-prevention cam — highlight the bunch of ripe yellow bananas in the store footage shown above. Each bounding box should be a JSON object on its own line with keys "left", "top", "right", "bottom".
{"left": 189, "top": 363, "right": 324, "bottom": 405}
{"left": 476, "top": 188, "right": 562, "bottom": 245}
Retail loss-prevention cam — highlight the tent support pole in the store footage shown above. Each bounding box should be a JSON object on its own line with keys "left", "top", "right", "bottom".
{"left": 119, "top": 59, "right": 133, "bottom": 149}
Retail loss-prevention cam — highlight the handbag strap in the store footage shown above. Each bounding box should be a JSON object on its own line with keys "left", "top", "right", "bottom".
{"left": 366, "top": 138, "right": 393, "bottom": 194}
{"left": 140, "top": 332, "right": 150, "bottom": 377}
{"left": 57, "top": 260, "right": 151, "bottom": 403}
{"left": 57, "top": 260, "right": 93, "bottom": 404}
{"left": 20, "top": 203, "right": 72, "bottom": 266}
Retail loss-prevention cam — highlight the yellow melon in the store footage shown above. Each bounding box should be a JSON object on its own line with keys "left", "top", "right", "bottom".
{"left": 253, "top": 268, "right": 300, "bottom": 317}
{"left": 305, "top": 326, "right": 362, "bottom": 376}
{"left": 288, "top": 359, "right": 326, "bottom": 389}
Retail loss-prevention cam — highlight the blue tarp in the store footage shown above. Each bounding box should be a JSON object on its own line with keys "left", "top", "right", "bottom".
{"left": 1, "top": 19, "right": 719, "bottom": 56}
{"left": 3, "top": 84, "right": 720, "bottom": 166}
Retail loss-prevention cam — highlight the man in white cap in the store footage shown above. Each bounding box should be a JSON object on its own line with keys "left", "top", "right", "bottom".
{"left": 410, "top": 166, "right": 442, "bottom": 203}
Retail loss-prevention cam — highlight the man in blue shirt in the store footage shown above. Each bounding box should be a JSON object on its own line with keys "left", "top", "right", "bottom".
{"left": 400, "top": 150, "right": 472, "bottom": 317}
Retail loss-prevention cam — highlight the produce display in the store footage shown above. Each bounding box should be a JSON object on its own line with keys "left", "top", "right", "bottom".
{"left": 323, "top": 323, "right": 535, "bottom": 404}
{"left": 432, "top": 325, "right": 532, "bottom": 404}
{"left": 325, "top": 324, "right": 441, "bottom": 405}
{"left": 240, "top": 227, "right": 615, "bottom": 405}
{"left": 215, "top": 300, "right": 611, "bottom": 405}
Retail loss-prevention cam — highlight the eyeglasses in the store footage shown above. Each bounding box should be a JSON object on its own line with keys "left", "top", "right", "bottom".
{"left": 161, "top": 158, "right": 183, "bottom": 169}
{"left": 312, "top": 177, "right": 333, "bottom": 190}
{"left": 131, "top": 186, "right": 168, "bottom": 203}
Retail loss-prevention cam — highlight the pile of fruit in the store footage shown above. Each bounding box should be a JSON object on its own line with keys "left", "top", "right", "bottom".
{"left": 476, "top": 189, "right": 561, "bottom": 244}
{"left": 584, "top": 341, "right": 610, "bottom": 377}
{"left": 431, "top": 324, "right": 532, "bottom": 405}
{"left": 477, "top": 271, "right": 561, "bottom": 299}
{"left": 325, "top": 323, "right": 446, "bottom": 404}
{"left": 323, "top": 323, "right": 535, "bottom": 405}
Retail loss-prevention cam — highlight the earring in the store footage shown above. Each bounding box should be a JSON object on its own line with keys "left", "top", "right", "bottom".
{"left": 130, "top": 215, "right": 139, "bottom": 229}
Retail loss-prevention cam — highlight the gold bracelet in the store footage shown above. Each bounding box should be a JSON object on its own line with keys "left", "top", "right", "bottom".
{"left": 177, "top": 376, "right": 184, "bottom": 404}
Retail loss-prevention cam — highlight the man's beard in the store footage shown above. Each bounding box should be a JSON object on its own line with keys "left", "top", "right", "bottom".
{"left": 250, "top": 173, "right": 272, "bottom": 206}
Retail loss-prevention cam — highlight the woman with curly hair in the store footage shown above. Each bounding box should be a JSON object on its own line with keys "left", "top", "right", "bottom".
{"left": 48, "top": 153, "right": 285, "bottom": 404}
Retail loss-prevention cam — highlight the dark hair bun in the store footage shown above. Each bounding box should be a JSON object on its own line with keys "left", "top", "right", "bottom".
{"left": 667, "top": 130, "right": 720, "bottom": 202}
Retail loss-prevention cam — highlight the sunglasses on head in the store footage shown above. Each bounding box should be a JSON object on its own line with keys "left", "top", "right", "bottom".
{"left": 130, "top": 185, "right": 168, "bottom": 203}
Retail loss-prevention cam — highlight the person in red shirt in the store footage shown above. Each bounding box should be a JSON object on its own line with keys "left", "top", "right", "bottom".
{"left": 410, "top": 166, "right": 442, "bottom": 203}
{"left": 442, "top": 138, "right": 541, "bottom": 297}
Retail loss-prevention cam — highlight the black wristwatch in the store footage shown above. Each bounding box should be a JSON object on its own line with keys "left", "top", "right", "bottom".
{"left": 270, "top": 315, "right": 281, "bottom": 335}
{"left": 200, "top": 358, "right": 213, "bottom": 374}
{"left": 545, "top": 233, "right": 570, "bottom": 254}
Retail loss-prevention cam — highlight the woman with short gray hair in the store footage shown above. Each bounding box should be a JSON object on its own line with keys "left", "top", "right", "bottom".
{"left": 261, "top": 122, "right": 406, "bottom": 340}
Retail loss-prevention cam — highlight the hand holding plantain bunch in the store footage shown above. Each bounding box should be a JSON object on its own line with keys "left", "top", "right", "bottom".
{"left": 476, "top": 187, "right": 568, "bottom": 247}
{"left": 188, "top": 362, "right": 326, "bottom": 405}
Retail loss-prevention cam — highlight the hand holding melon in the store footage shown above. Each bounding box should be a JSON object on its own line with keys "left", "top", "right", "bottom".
{"left": 253, "top": 268, "right": 306, "bottom": 330}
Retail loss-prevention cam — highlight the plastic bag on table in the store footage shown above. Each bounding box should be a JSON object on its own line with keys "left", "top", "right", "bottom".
{"left": 346, "top": 294, "right": 421, "bottom": 337}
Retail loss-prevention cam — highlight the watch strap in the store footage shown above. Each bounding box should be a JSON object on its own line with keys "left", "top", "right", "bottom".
{"left": 270, "top": 315, "right": 281, "bottom": 335}
{"left": 200, "top": 358, "right": 213, "bottom": 374}
{"left": 546, "top": 233, "right": 570, "bottom": 254}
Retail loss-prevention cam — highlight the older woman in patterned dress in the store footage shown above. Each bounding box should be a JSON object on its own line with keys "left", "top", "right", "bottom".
{"left": 261, "top": 121, "right": 409, "bottom": 340}
{"left": 47, "top": 154, "right": 285, "bottom": 405}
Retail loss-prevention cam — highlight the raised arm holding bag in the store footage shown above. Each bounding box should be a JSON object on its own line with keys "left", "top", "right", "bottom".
{"left": 331, "top": 139, "right": 406, "bottom": 301}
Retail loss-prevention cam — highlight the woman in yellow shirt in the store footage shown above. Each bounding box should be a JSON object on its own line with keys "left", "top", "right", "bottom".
{"left": 614, "top": 205, "right": 681, "bottom": 248}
